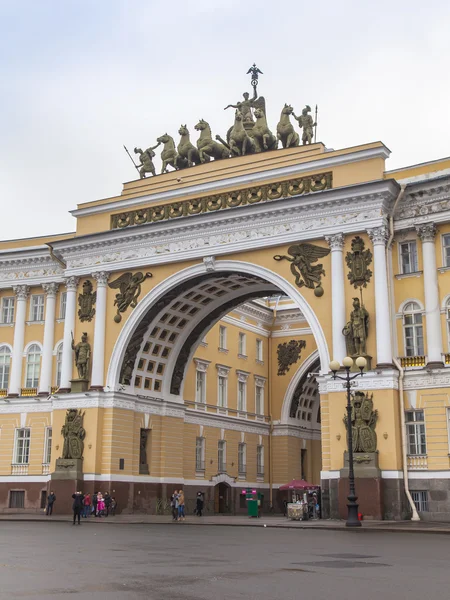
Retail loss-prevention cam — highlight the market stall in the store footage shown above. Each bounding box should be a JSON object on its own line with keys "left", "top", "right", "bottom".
{"left": 279, "top": 479, "right": 321, "bottom": 520}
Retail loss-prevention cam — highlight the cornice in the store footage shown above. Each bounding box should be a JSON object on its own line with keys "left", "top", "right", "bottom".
{"left": 184, "top": 409, "right": 269, "bottom": 435}
{"left": 55, "top": 180, "right": 398, "bottom": 276}
{"left": 394, "top": 176, "right": 450, "bottom": 231}
{"left": 0, "top": 247, "right": 64, "bottom": 288}
{"left": 318, "top": 370, "right": 399, "bottom": 393}
{"left": 71, "top": 145, "right": 391, "bottom": 219}
{"left": 402, "top": 369, "right": 450, "bottom": 391}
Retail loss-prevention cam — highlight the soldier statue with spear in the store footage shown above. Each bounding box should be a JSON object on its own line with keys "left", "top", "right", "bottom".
{"left": 123, "top": 143, "right": 160, "bottom": 179}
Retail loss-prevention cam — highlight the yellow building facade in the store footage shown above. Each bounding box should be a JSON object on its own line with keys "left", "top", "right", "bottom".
{"left": 1, "top": 141, "right": 450, "bottom": 520}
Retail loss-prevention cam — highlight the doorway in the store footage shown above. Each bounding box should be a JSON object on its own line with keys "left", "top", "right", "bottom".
{"left": 214, "top": 482, "right": 231, "bottom": 513}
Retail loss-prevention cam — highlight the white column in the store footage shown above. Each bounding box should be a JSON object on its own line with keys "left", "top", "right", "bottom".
{"left": 59, "top": 277, "right": 79, "bottom": 392}
{"left": 90, "top": 271, "right": 109, "bottom": 389}
{"left": 9, "top": 285, "right": 30, "bottom": 396}
{"left": 325, "top": 233, "right": 347, "bottom": 364}
{"left": 38, "top": 283, "right": 59, "bottom": 395}
{"left": 416, "top": 223, "right": 443, "bottom": 366}
{"left": 368, "top": 226, "right": 393, "bottom": 367}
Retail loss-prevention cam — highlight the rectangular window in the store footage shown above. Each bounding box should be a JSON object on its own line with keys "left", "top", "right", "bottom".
{"left": 0, "top": 347, "right": 11, "bottom": 389}
{"left": 195, "top": 437, "right": 205, "bottom": 471}
{"left": 30, "top": 295, "right": 44, "bottom": 322}
{"left": 14, "top": 428, "right": 31, "bottom": 464}
{"left": 196, "top": 370, "right": 206, "bottom": 404}
{"left": 256, "top": 339, "right": 263, "bottom": 361}
{"left": 238, "top": 332, "right": 246, "bottom": 356}
{"left": 405, "top": 410, "right": 426, "bottom": 455}
{"left": 255, "top": 385, "right": 264, "bottom": 415}
{"left": 400, "top": 241, "right": 418, "bottom": 274}
{"left": 1, "top": 297, "right": 15, "bottom": 324}
{"left": 59, "top": 292, "right": 67, "bottom": 319}
{"left": 218, "top": 375, "right": 227, "bottom": 407}
{"left": 44, "top": 427, "right": 52, "bottom": 464}
{"left": 257, "top": 445, "right": 264, "bottom": 477}
{"left": 404, "top": 312, "right": 424, "bottom": 356}
{"left": 9, "top": 490, "right": 25, "bottom": 509}
{"left": 218, "top": 440, "right": 226, "bottom": 473}
{"left": 443, "top": 234, "right": 450, "bottom": 268}
{"left": 411, "top": 490, "right": 429, "bottom": 512}
{"left": 219, "top": 325, "right": 227, "bottom": 350}
{"left": 238, "top": 380, "right": 247, "bottom": 411}
{"left": 238, "top": 442, "right": 246, "bottom": 476}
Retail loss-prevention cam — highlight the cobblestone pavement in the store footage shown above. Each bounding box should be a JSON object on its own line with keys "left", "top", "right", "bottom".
{"left": 1, "top": 521, "right": 450, "bottom": 599}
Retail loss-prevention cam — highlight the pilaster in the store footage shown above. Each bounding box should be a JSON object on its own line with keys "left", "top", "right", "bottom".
{"left": 325, "top": 233, "right": 346, "bottom": 364}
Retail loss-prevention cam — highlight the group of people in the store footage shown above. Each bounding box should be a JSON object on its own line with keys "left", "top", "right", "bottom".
{"left": 170, "top": 490, "right": 204, "bottom": 521}
{"left": 71, "top": 491, "right": 117, "bottom": 524}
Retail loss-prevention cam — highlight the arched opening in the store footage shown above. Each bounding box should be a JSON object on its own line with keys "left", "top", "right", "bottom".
{"left": 214, "top": 482, "right": 231, "bottom": 514}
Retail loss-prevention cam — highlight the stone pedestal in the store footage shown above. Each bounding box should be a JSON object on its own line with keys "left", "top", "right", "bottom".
{"left": 70, "top": 379, "right": 89, "bottom": 393}
{"left": 339, "top": 452, "right": 383, "bottom": 519}
{"left": 50, "top": 458, "right": 84, "bottom": 514}
{"left": 139, "top": 464, "right": 149, "bottom": 475}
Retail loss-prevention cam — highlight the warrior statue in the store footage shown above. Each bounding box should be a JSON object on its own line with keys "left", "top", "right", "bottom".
{"left": 292, "top": 105, "right": 316, "bottom": 145}
{"left": 343, "top": 297, "right": 369, "bottom": 356}
{"left": 61, "top": 409, "right": 86, "bottom": 460}
{"left": 71, "top": 332, "right": 91, "bottom": 380}
{"left": 344, "top": 391, "right": 378, "bottom": 453}
{"left": 134, "top": 143, "right": 160, "bottom": 178}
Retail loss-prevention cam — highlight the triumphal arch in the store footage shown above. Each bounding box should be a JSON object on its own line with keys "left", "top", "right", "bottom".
{"left": 1, "top": 71, "right": 450, "bottom": 520}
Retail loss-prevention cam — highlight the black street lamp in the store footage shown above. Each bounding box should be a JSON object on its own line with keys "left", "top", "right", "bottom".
{"left": 329, "top": 355, "right": 367, "bottom": 528}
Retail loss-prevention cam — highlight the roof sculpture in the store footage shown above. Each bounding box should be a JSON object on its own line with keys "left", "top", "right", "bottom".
{"left": 125, "top": 65, "right": 317, "bottom": 178}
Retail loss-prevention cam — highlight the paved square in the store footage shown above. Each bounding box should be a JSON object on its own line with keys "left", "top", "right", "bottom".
{"left": 1, "top": 522, "right": 449, "bottom": 599}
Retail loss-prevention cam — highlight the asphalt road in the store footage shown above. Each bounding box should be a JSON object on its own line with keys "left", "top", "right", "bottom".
{"left": 1, "top": 522, "right": 449, "bottom": 599}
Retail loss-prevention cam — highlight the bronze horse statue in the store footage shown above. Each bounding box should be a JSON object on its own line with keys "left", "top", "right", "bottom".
{"left": 276, "top": 104, "right": 300, "bottom": 149}
{"left": 177, "top": 125, "right": 201, "bottom": 168}
{"left": 194, "top": 119, "right": 229, "bottom": 163}
{"left": 253, "top": 108, "right": 278, "bottom": 152}
{"left": 156, "top": 134, "right": 178, "bottom": 173}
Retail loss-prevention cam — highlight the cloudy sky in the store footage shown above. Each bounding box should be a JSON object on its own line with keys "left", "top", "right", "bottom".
{"left": 0, "top": 0, "right": 449, "bottom": 240}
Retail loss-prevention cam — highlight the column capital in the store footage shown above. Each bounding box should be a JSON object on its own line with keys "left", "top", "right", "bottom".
{"left": 12, "top": 285, "right": 30, "bottom": 300}
{"left": 416, "top": 222, "right": 437, "bottom": 243}
{"left": 42, "top": 282, "right": 59, "bottom": 298}
{"left": 92, "top": 271, "right": 110, "bottom": 286}
{"left": 64, "top": 276, "right": 80, "bottom": 291}
{"left": 325, "top": 233, "right": 344, "bottom": 251}
{"left": 367, "top": 226, "right": 388, "bottom": 246}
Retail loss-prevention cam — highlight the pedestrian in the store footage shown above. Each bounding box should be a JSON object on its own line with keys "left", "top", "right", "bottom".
{"left": 177, "top": 489, "right": 185, "bottom": 521}
{"left": 46, "top": 491, "right": 56, "bottom": 516}
{"left": 104, "top": 492, "right": 112, "bottom": 517}
{"left": 72, "top": 491, "right": 84, "bottom": 525}
{"left": 92, "top": 491, "right": 98, "bottom": 517}
{"left": 110, "top": 497, "right": 117, "bottom": 516}
{"left": 83, "top": 493, "right": 91, "bottom": 518}
{"left": 195, "top": 492, "right": 204, "bottom": 517}
{"left": 171, "top": 490, "right": 178, "bottom": 521}
{"left": 97, "top": 493, "right": 105, "bottom": 517}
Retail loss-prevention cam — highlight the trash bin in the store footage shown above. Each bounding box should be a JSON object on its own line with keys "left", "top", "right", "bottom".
{"left": 245, "top": 488, "right": 259, "bottom": 517}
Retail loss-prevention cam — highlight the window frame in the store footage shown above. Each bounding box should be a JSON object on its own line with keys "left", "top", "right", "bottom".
{"left": 238, "top": 442, "right": 246, "bottom": 476}
{"left": 30, "top": 294, "right": 45, "bottom": 322}
{"left": 405, "top": 410, "right": 427, "bottom": 456}
{"left": 219, "top": 325, "right": 227, "bottom": 350}
{"left": 257, "top": 444, "right": 264, "bottom": 477}
{"left": 195, "top": 369, "right": 206, "bottom": 404}
{"left": 1, "top": 296, "right": 15, "bottom": 324}
{"left": 256, "top": 338, "right": 263, "bottom": 362}
{"left": 0, "top": 344, "right": 11, "bottom": 389}
{"left": 195, "top": 436, "right": 205, "bottom": 472}
{"left": 411, "top": 490, "right": 429, "bottom": 512}
{"left": 403, "top": 302, "right": 424, "bottom": 356}
{"left": 43, "top": 427, "right": 52, "bottom": 464}
{"left": 255, "top": 384, "right": 264, "bottom": 415}
{"left": 237, "top": 379, "right": 247, "bottom": 412}
{"left": 238, "top": 332, "right": 247, "bottom": 356}
{"left": 218, "top": 374, "right": 227, "bottom": 408}
{"left": 55, "top": 343, "right": 63, "bottom": 387}
{"left": 25, "top": 343, "right": 41, "bottom": 388}
{"left": 14, "top": 428, "right": 31, "bottom": 465}
{"left": 59, "top": 292, "right": 67, "bottom": 320}
{"left": 399, "top": 240, "right": 418, "bottom": 274}
{"left": 218, "top": 440, "right": 226, "bottom": 473}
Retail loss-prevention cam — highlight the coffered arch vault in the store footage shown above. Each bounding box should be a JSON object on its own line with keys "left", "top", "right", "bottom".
{"left": 106, "top": 261, "right": 330, "bottom": 397}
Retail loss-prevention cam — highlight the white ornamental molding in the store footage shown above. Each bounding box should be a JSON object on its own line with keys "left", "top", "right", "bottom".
{"left": 12, "top": 284, "right": 30, "bottom": 300}
{"left": 415, "top": 222, "right": 437, "bottom": 243}
{"left": 216, "top": 364, "right": 231, "bottom": 378}
{"left": 64, "top": 276, "right": 80, "bottom": 291}
{"left": 184, "top": 410, "right": 269, "bottom": 435}
{"left": 236, "top": 369, "right": 250, "bottom": 382}
{"left": 403, "top": 370, "right": 450, "bottom": 391}
{"left": 318, "top": 371, "right": 399, "bottom": 394}
{"left": 92, "top": 271, "right": 110, "bottom": 286}
{"left": 42, "top": 282, "right": 59, "bottom": 297}
{"left": 194, "top": 358, "right": 211, "bottom": 373}
{"left": 272, "top": 424, "right": 321, "bottom": 442}
{"left": 367, "top": 225, "right": 389, "bottom": 246}
{"left": 203, "top": 256, "right": 216, "bottom": 272}
{"left": 254, "top": 375, "right": 267, "bottom": 387}
{"left": 395, "top": 178, "right": 450, "bottom": 230}
{"left": 325, "top": 232, "right": 345, "bottom": 251}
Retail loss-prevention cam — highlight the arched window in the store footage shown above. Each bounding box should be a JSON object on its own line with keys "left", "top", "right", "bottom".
{"left": 0, "top": 345, "right": 11, "bottom": 389}
{"left": 26, "top": 344, "right": 41, "bottom": 388}
{"left": 403, "top": 302, "right": 424, "bottom": 356}
{"left": 56, "top": 343, "right": 63, "bottom": 387}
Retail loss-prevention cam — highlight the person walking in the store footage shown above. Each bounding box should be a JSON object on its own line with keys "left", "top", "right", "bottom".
{"left": 72, "top": 491, "right": 84, "bottom": 525}
{"left": 195, "top": 492, "right": 204, "bottom": 517}
{"left": 171, "top": 490, "right": 179, "bottom": 521}
{"left": 110, "top": 497, "right": 117, "bottom": 516}
{"left": 104, "top": 492, "right": 112, "bottom": 517}
{"left": 92, "top": 491, "right": 98, "bottom": 517}
{"left": 97, "top": 493, "right": 105, "bottom": 517}
{"left": 83, "top": 493, "right": 91, "bottom": 518}
{"left": 177, "top": 490, "right": 185, "bottom": 521}
{"left": 46, "top": 491, "right": 56, "bottom": 516}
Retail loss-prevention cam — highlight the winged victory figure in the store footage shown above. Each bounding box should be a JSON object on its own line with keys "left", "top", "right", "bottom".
{"left": 108, "top": 271, "right": 153, "bottom": 322}
{"left": 274, "top": 243, "right": 330, "bottom": 290}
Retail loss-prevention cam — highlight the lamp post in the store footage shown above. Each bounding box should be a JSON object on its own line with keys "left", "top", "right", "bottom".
{"left": 329, "top": 355, "right": 367, "bottom": 528}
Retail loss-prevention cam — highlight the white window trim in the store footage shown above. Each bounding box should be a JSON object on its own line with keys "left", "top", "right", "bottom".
{"left": 218, "top": 325, "right": 227, "bottom": 350}
{"left": 441, "top": 233, "right": 450, "bottom": 268}
{"left": 24, "top": 343, "right": 42, "bottom": 388}
{"left": 13, "top": 427, "right": 31, "bottom": 464}
{"left": 195, "top": 436, "right": 205, "bottom": 471}
{"left": 255, "top": 383, "right": 265, "bottom": 415}
{"left": 194, "top": 358, "right": 210, "bottom": 404}
{"left": 43, "top": 426, "right": 52, "bottom": 464}
{"left": 29, "top": 294, "right": 45, "bottom": 323}
{"left": 257, "top": 444, "right": 265, "bottom": 477}
{"left": 402, "top": 302, "right": 425, "bottom": 357}
{"left": 218, "top": 439, "right": 226, "bottom": 472}
{"left": 1, "top": 297, "right": 15, "bottom": 325}
{"left": 238, "top": 332, "right": 247, "bottom": 357}
{"left": 398, "top": 239, "right": 419, "bottom": 275}
{"left": 59, "top": 292, "right": 67, "bottom": 320}
{"left": 216, "top": 364, "right": 230, "bottom": 408}
{"left": 405, "top": 410, "right": 427, "bottom": 456}
{"left": 238, "top": 442, "right": 247, "bottom": 475}
{"left": 236, "top": 370, "right": 249, "bottom": 412}
{"left": 256, "top": 338, "right": 263, "bottom": 362}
